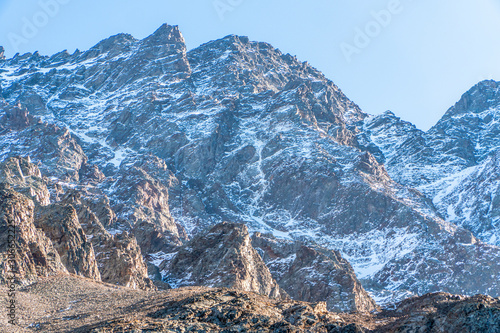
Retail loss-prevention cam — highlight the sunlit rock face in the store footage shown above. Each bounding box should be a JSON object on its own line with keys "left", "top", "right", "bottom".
{"left": 161, "top": 222, "right": 286, "bottom": 299}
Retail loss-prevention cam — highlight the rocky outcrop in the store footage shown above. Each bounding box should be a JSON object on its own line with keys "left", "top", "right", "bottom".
{"left": 59, "top": 189, "right": 155, "bottom": 289}
{"left": 0, "top": 153, "right": 156, "bottom": 289}
{"left": 252, "top": 233, "right": 378, "bottom": 313}
{"left": 105, "top": 155, "right": 186, "bottom": 254}
{"left": 97, "top": 231, "right": 155, "bottom": 290}
{"left": 141, "top": 290, "right": 350, "bottom": 333}
{"left": 162, "top": 222, "right": 286, "bottom": 299}
{"left": 0, "top": 103, "right": 88, "bottom": 183}
{"left": 375, "top": 292, "right": 500, "bottom": 332}
{"left": 35, "top": 203, "right": 101, "bottom": 280}
{"left": 0, "top": 156, "right": 50, "bottom": 205}
{"left": 0, "top": 184, "right": 66, "bottom": 284}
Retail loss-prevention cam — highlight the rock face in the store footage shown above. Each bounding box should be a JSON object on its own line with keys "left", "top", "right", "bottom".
{"left": 0, "top": 103, "right": 88, "bottom": 183}
{"left": 96, "top": 231, "right": 154, "bottom": 289}
{"left": 163, "top": 222, "right": 285, "bottom": 300}
{"left": 427, "top": 150, "right": 500, "bottom": 246}
{"left": 0, "top": 156, "right": 50, "bottom": 205}
{"left": 252, "top": 233, "right": 378, "bottom": 313}
{"left": 362, "top": 80, "right": 500, "bottom": 248}
{"left": 105, "top": 155, "right": 186, "bottom": 254}
{"left": 0, "top": 155, "right": 155, "bottom": 290}
{"left": 0, "top": 184, "right": 66, "bottom": 284}
{"left": 35, "top": 203, "right": 101, "bottom": 280}
{"left": 1, "top": 24, "right": 500, "bottom": 305}
{"left": 60, "top": 190, "right": 154, "bottom": 289}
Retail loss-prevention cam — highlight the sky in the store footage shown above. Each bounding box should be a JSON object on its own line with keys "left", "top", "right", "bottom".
{"left": 1, "top": 0, "right": 499, "bottom": 130}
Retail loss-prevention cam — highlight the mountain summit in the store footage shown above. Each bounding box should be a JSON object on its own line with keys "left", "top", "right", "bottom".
{"left": 1, "top": 24, "right": 499, "bottom": 310}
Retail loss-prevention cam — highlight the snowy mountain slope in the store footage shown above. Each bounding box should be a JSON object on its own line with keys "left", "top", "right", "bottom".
{"left": 431, "top": 150, "right": 500, "bottom": 246}
{"left": 360, "top": 110, "right": 473, "bottom": 191}
{"left": 363, "top": 80, "right": 500, "bottom": 247}
{"left": 1, "top": 24, "right": 500, "bottom": 304}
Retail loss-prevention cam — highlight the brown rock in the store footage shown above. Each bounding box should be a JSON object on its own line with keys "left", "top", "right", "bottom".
{"left": 60, "top": 189, "right": 155, "bottom": 290}
{"left": 163, "top": 222, "right": 286, "bottom": 299}
{"left": 0, "top": 156, "right": 50, "bottom": 205}
{"left": 98, "top": 231, "right": 155, "bottom": 290}
{"left": 35, "top": 203, "right": 101, "bottom": 280}
{"left": 0, "top": 184, "right": 66, "bottom": 284}
{"left": 0, "top": 102, "right": 32, "bottom": 130}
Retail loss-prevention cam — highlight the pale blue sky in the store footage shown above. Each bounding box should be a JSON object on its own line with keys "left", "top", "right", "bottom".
{"left": 1, "top": 0, "right": 500, "bottom": 130}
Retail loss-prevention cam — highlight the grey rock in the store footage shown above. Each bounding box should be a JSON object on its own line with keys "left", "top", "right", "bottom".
{"left": 375, "top": 292, "right": 500, "bottom": 333}
{"left": 1, "top": 24, "right": 500, "bottom": 304}
{"left": 104, "top": 155, "right": 186, "bottom": 254}
{"left": 362, "top": 80, "right": 500, "bottom": 247}
{"left": 86, "top": 288, "right": 353, "bottom": 333}
{"left": 0, "top": 104, "right": 87, "bottom": 182}
{"left": 252, "top": 233, "right": 378, "bottom": 313}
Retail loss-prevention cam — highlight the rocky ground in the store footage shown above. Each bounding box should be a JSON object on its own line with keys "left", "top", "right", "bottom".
{"left": 0, "top": 274, "right": 499, "bottom": 332}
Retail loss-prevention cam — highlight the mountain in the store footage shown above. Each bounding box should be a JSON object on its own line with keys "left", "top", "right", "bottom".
{"left": 1, "top": 24, "right": 500, "bottom": 310}
{"left": 362, "top": 80, "right": 500, "bottom": 247}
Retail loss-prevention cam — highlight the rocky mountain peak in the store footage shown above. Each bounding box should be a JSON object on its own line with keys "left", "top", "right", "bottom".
{"left": 86, "top": 33, "right": 137, "bottom": 57}
{"left": 142, "top": 23, "right": 185, "bottom": 46}
{"left": 359, "top": 109, "right": 422, "bottom": 164}
{"left": 425, "top": 79, "right": 500, "bottom": 163}
{"left": 439, "top": 79, "right": 500, "bottom": 120}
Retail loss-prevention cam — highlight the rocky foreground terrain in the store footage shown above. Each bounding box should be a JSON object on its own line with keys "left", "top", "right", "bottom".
{"left": 1, "top": 23, "right": 500, "bottom": 331}
{"left": 0, "top": 275, "right": 498, "bottom": 332}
